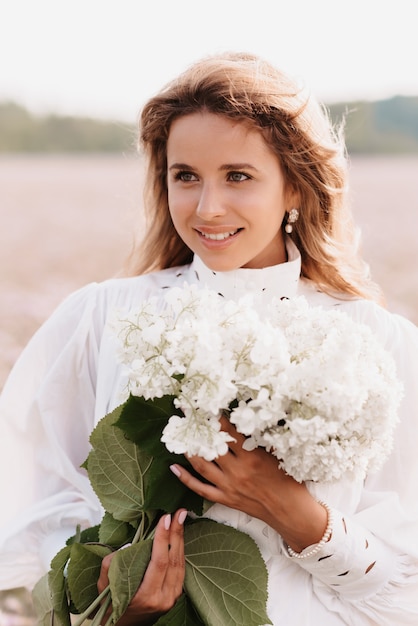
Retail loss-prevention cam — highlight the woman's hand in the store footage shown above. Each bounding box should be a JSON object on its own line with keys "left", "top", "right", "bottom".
{"left": 171, "top": 416, "right": 303, "bottom": 522}
{"left": 97, "top": 509, "right": 187, "bottom": 625}
{"left": 170, "top": 417, "right": 328, "bottom": 553}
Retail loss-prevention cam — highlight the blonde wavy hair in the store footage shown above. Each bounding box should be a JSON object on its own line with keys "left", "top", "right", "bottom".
{"left": 127, "top": 51, "right": 381, "bottom": 301}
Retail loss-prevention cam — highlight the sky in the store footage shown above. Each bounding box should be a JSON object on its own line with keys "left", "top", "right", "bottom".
{"left": 1, "top": 0, "right": 417, "bottom": 123}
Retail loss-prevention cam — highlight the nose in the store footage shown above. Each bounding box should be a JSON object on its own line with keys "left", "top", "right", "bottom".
{"left": 195, "top": 184, "right": 226, "bottom": 220}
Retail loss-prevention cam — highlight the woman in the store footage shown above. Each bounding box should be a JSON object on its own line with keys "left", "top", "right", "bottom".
{"left": 1, "top": 52, "right": 418, "bottom": 625}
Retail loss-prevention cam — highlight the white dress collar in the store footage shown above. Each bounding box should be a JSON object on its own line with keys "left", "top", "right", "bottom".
{"left": 187, "top": 237, "right": 301, "bottom": 302}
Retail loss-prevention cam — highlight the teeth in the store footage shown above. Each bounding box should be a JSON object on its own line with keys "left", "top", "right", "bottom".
{"left": 200, "top": 230, "right": 238, "bottom": 240}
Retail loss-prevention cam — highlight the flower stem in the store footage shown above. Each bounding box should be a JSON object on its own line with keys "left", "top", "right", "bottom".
{"left": 102, "top": 613, "right": 115, "bottom": 626}
{"left": 132, "top": 513, "right": 146, "bottom": 544}
{"left": 89, "top": 594, "right": 112, "bottom": 626}
{"left": 71, "top": 585, "right": 111, "bottom": 626}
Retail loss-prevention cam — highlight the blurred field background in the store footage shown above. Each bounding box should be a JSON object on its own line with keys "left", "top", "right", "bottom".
{"left": 1, "top": 153, "right": 418, "bottom": 624}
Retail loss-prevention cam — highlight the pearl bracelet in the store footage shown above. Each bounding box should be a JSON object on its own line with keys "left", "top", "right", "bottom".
{"left": 286, "top": 500, "right": 334, "bottom": 559}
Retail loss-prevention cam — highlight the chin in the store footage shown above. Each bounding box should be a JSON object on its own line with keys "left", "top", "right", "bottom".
{"left": 200, "top": 257, "right": 241, "bottom": 272}
{"left": 206, "top": 262, "right": 237, "bottom": 272}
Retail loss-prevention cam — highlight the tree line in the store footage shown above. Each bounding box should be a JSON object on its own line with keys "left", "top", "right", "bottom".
{"left": 329, "top": 95, "right": 418, "bottom": 154}
{"left": 0, "top": 101, "right": 135, "bottom": 153}
{"left": 0, "top": 96, "right": 417, "bottom": 154}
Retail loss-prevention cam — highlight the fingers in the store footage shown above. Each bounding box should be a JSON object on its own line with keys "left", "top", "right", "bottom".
{"left": 139, "top": 509, "right": 186, "bottom": 600}
{"left": 97, "top": 550, "right": 116, "bottom": 593}
{"left": 218, "top": 414, "right": 247, "bottom": 455}
{"left": 98, "top": 510, "right": 187, "bottom": 623}
{"left": 170, "top": 462, "right": 225, "bottom": 503}
{"left": 161, "top": 509, "right": 187, "bottom": 594}
{"left": 219, "top": 413, "right": 238, "bottom": 434}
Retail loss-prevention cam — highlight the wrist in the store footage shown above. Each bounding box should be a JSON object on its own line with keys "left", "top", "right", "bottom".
{"left": 285, "top": 500, "right": 333, "bottom": 557}
{"left": 270, "top": 493, "right": 329, "bottom": 553}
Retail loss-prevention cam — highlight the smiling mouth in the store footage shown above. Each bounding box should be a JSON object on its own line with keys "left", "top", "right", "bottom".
{"left": 196, "top": 229, "right": 242, "bottom": 241}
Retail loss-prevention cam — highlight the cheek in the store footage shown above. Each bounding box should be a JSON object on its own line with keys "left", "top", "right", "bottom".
{"left": 168, "top": 198, "right": 194, "bottom": 236}
{"left": 168, "top": 188, "right": 195, "bottom": 216}
{"left": 167, "top": 189, "right": 183, "bottom": 221}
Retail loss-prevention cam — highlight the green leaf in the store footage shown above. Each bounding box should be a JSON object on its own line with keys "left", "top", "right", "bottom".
{"left": 32, "top": 574, "right": 56, "bottom": 626}
{"left": 98, "top": 511, "right": 137, "bottom": 547}
{"left": 85, "top": 404, "right": 154, "bottom": 523}
{"left": 154, "top": 593, "right": 205, "bottom": 625}
{"left": 66, "top": 525, "right": 100, "bottom": 545}
{"left": 47, "top": 545, "right": 72, "bottom": 626}
{"left": 114, "top": 395, "right": 204, "bottom": 515}
{"left": 115, "top": 395, "right": 182, "bottom": 456}
{"left": 184, "top": 520, "right": 272, "bottom": 626}
{"left": 67, "top": 543, "right": 112, "bottom": 613}
{"left": 107, "top": 540, "right": 153, "bottom": 622}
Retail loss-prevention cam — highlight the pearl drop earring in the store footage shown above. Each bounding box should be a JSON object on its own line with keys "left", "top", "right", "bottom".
{"left": 285, "top": 208, "right": 299, "bottom": 234}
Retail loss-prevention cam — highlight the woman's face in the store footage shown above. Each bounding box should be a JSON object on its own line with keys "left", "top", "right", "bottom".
{"left": 166, "top": 111, "right": 296, "bottom": 271}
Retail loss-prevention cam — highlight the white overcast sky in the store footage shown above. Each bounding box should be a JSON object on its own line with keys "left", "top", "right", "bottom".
{"left": 1, "top": 0, "right": 417, "bottom": 122}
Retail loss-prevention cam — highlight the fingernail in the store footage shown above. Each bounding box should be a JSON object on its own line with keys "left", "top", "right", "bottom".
{"left": 119, "top": 542, "right": 132, "bottom": 550}
{"left": 178, "top": 510, "right": 187, "bottom": 525}
{"left": 169, "top": 464, "right": 181, "bottom": 477}
{"left": 164, "top": 514, "right": 171, "bottom": 530}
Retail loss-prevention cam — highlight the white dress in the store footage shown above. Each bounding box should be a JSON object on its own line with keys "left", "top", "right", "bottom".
{"left": 1, "top": 241, "right": 418, "bottom": 625}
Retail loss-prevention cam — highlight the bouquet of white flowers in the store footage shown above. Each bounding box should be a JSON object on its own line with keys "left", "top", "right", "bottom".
{"left": 114, "top": 284, "right": 403, "bottom": 484}
{"left": 34, "top": 284, "right": 403, "bottom": 626}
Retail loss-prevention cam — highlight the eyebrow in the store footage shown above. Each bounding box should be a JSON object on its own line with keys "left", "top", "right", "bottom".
{"left": 220, "top": 163, "right": 259, "bottom": 172}
{"left": 168, "top": 162, "right": 259, "bottom": 172}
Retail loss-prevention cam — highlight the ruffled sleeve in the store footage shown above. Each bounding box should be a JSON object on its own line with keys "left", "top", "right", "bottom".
{"left": 282, "top": 301, "right": 418, "bottom": 625}
{"left": 0, "top": 283, "right": 104, "bottom": 590}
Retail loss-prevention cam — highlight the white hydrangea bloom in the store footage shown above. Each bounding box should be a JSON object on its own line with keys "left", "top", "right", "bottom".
{"left": 111, "top": 285, "right": 403, "bottom": 483}
{"left": 161, "top": 412, "right": 235, "bottom": 461}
